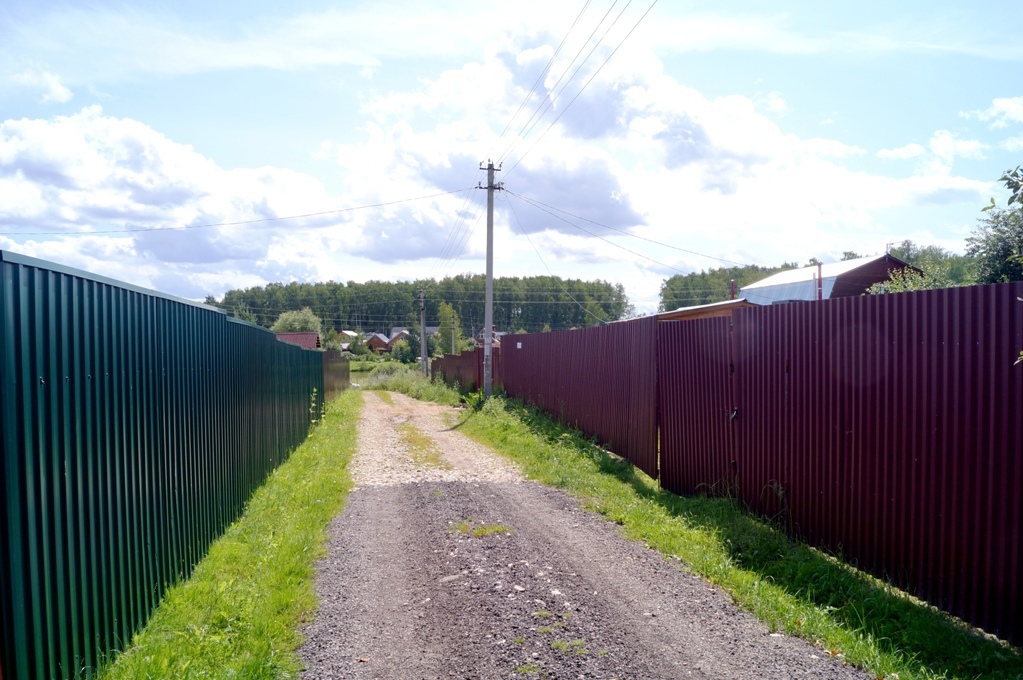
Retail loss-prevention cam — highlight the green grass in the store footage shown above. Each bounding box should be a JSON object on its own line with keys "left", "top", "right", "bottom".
{"left": 398, "top": 421, "right": 452, "bottom": 470}
{"left": 455, "top": 396, "right": 1023, "bottom": 680}
{"left": 100, "top": 390, "right": 362, "bottom": 679}
{"left": 449, "top": 517, "right": 513, "bottom": 538}
{"left": 360, "top": 363, "right": 460, "bottom": 406}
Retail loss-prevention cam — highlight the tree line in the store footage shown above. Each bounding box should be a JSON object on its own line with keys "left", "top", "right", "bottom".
{"left": 207, "top": 274, "right": 634, "bottom": 336}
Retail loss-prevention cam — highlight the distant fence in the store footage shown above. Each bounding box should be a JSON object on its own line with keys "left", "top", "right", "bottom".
{"left": 432, "top": 348, "right": 485, "bottom": 393}
{"left": 0, "top": 251, "right": 335, "bottom": 679}
{"left": 434, "top": 282, "right": 1023, "bottom": 645}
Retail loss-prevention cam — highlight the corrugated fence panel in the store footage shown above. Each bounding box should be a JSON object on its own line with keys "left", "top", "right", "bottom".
{"left": 657, "top": 318, "right": 734, "bottom": 496}
{"left": 732, "top": 283, "right": 1023, "bottom": 644}
{"left": 322, "top": 350, "right": 351, "bottom": 404}
{"left": 432, "top": 349, "right": 484, "bottom": 393}
{"left": 500, "top": 317, "right": 658, "bottom": 478}
{"left": 0, "top": 251, "right": 325, "bottom": 679}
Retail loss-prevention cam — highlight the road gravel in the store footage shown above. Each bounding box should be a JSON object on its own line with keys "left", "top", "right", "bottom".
{"left": 299, "top": 391, "right": 869, "bottom": 679}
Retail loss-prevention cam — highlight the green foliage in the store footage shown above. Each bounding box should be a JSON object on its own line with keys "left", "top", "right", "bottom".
{"left": 436, "top": 301, "right": 463, "bottom": 355}
{"left": 840, "top": 251, "right": 863, "bottom": 261}
{"left": 868, "top": 260, "right": 963, "bottom": 294}
{"left": 659, "top": 263, "right": 798, "bottom": 311}
{"left": 888, "top": 240, "right": 976, "bottom": 285}
{"left": 966, "top": 207, "right": 1023, "bottom": 284}
{"left": 101, "top": 390, "right": 361, "bottom": 678}
{"left": 456, "top": 397, "right": 1023, "bottom": 680}
{"left": 216, "top": 275, "right": 632, "bottom": 334}
{"left": 389, "top": 338, "right": 417, "bottom": 364}
{"left": 984, "top": 166, "right": 1023, "bottom": 210}
{"left": 360, "top": 363, "right": 461, "bottom": 406}
{"left": 869, "top": 240, "right": 977, "bottom": 294}
{"left": 269, "top": 307, "right": 322, "bottom": 333}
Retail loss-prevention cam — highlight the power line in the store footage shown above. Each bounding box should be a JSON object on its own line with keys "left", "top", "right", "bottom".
{"left": 0, "top": 188, "right": 474, "bottom": 237}
{"left": 505, "top": 192, "right": 609, "bottom": 326}
{"left": 496, "top": 0, "right": 620, "bottom": 166}
{"left": 492, "top": 1, "right": 593, "bottom": 154}
{"left": 506, "top": 190, "right": 745, "bottom": 267}
{"left": 505, "top": 191, "right": 688, "bottom": 275}
{"left": 503, "top": 0, "right": 658, "bottom": 177}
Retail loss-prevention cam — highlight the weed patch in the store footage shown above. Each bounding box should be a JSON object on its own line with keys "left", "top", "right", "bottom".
{"left": 361, "top": 364, "right": 460, "bottom": 406}
{"left": 398, "top": 421, "right": 452, "bottom": 469}
{"left": 449, "top": 517, "right": 513, "bottom": 538}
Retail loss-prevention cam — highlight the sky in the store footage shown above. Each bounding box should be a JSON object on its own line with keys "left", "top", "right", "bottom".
{"left": 2, "top": 0, "right": 1022, "bottom": 316}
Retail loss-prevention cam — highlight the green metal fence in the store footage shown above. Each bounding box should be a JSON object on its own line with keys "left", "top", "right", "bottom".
{"left": 0, "top": 251, "right": 325, "bottom": 679}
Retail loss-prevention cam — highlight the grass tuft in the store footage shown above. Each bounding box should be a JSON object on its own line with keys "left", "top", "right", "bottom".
{"left": 100, "top": 390, "right": 362, "bottom": 679}
{"left": 449, "top": 517, "right": 513, "bottom": 538}
{"left": 398, "top": 421, "right": 452, "bottom": 469}
{"left": 456, "top": 395, "right": 1023, "bottom": 680}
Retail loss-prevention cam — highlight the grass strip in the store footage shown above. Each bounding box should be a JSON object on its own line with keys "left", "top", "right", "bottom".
{"left": 101, "top": 390, "right": 362, "bottom": 679}
{"left": 455, "top": 396, "right": 1023, "bottom": 680}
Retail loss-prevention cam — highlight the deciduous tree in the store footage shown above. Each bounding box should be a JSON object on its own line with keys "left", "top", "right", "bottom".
{"left": 270, "top": 307, "right": 322, "bottom": 333}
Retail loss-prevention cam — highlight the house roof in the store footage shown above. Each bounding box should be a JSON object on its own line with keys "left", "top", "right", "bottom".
{"left": 657, "top": 298, "right": 756, "bottom": 321}
{"left": 366, "top": 332, "right": 390, "bottom": 345}
{"left": 389, "top": 327, "right": 410, "bottom": 340}
{"left": 740, "top": 254, "right": 915, "bottom": 305}
{"left": 275, "top": 331, "right": 321, "bottom": 349}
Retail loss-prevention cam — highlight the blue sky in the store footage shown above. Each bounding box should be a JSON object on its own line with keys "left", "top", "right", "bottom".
{"left": 2, "top": 1, "right": 1021, "bottom": 314}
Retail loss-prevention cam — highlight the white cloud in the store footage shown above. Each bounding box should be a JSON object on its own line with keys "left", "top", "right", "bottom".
{"left": 877, "top": 143, "right": 926, "bottom": 160}
{"left": 12, "top": 69, "right": 73, "bottom": 103}
{"left": 964, "top": 96, "right": 1023, "bottom": 129}
{"left": 0, "top": 106, "right": 344, "bottom": 294}
{"left": 761, "top": 91, "right": 790, "bottom": 116}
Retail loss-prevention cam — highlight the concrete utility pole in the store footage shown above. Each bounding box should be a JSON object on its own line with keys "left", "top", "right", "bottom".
{"left": 480, "top": 160, "right": 501, "bottom": 398}
{"left": 419, "top": 289, "right": 428, "bottom": 376}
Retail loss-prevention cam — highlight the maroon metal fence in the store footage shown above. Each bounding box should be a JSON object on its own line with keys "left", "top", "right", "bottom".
{"left": 433, "top": 283, "right": 1023, "bottom": 644}
{"left": 657, "top": 317, "right": 735, "bottom": 496}
{"left": 431, "top": 349, "right": 484, "bottom": 392}
{"left": 728, "top": 283, "right": 1023, "bottom": 644}
{"left": 500, "top": 318, "right": 659, "bottom": 478}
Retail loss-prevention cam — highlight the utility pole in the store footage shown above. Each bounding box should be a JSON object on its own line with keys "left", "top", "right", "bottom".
{"left": 480, "top": 160, "right": 501, "bottom": 398}
{"left": 451, "top": 321, "right": 456, "bottom": 356}
{"left": 419, "top": 289, "right": 428, "bottom": 376}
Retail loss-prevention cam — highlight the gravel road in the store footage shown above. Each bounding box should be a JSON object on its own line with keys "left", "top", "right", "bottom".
{"left": 299, "top": 391, "right": 868, "bottom": 679}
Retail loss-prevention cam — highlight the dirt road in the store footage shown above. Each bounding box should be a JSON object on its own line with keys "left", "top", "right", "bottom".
{"left": 299, "top": 392, "right": 867, "bottom": 679}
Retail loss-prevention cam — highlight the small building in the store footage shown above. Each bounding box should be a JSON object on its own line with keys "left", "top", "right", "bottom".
{"left": 387, "top": 329, "right": 410, "bottom": 350}
{"left": 740, "top": 254, "right": 917, "bottom": 306}
{"left": 366, "top": 333, "right": 391, "bottom": 353}
{"left": 474, "top": 326, "right": 506, "bottom": 347}
{"left": 275, "top": 331, "right": 321, "bottom": 350}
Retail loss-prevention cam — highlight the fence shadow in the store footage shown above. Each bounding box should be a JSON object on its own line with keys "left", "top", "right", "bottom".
{"left": 502, "top": 398, "right": 1023, "bottom": 680}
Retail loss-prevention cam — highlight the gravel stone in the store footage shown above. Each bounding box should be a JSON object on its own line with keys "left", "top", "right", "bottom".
{"left": 299, "top": 391, "right": 869, "bottom": 679}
